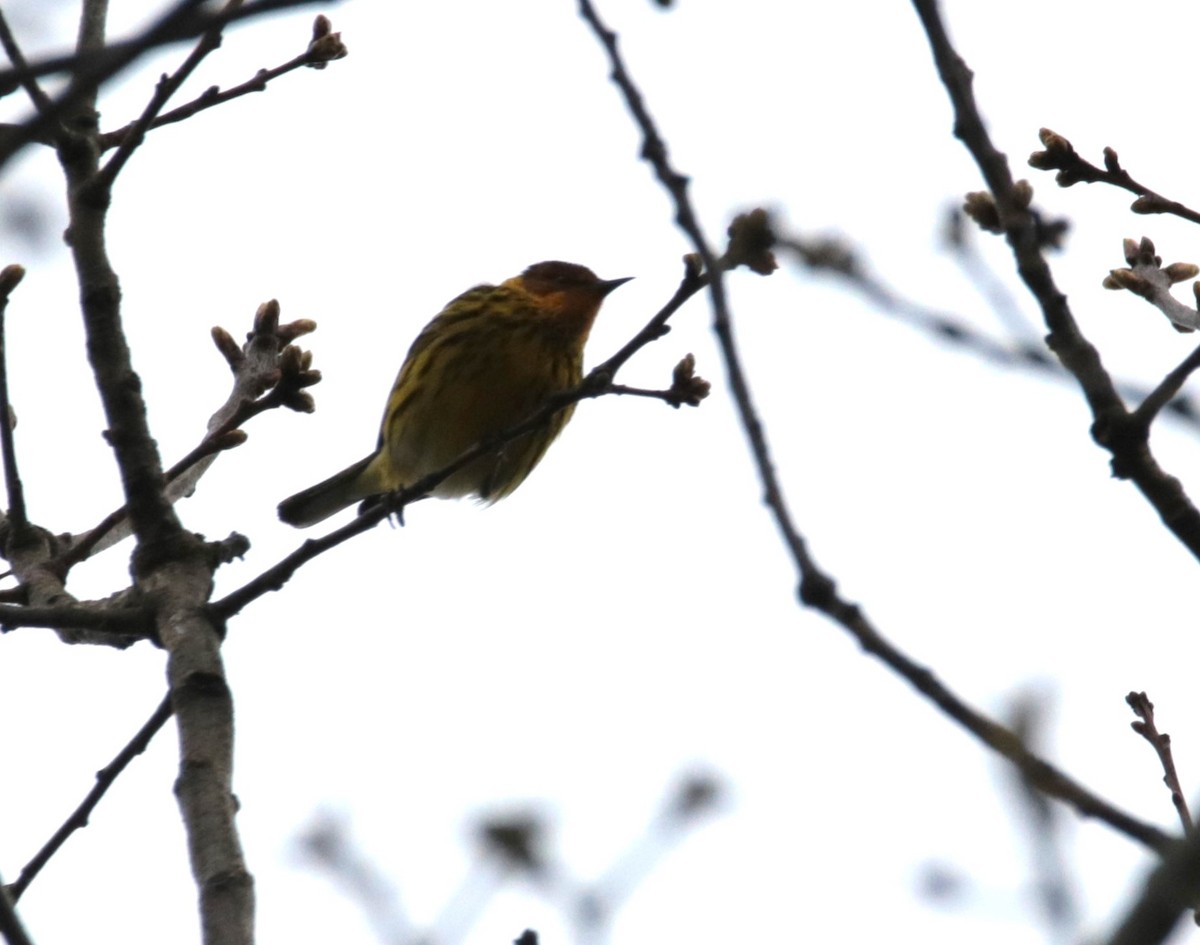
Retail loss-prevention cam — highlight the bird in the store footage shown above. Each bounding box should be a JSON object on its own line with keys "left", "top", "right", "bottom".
{"left": 277, "top": 260, "right": 631, "bottom": 527}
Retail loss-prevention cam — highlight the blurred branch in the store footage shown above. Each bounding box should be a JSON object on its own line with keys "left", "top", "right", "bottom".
{"left": 577, "top": 771, "right": 724, "bottom": 937}
{"left": 299, "top": 773, "right": 722, "bottom": 945}
{"left": 911, "top": 1, "right": 1200, "bottom": 561}
{"left": 581, "top": 0, "right": 1174, "bottom": 855}
{"left": 5, "top": 695, "right": 173, "bottom": 903}
{"left": 0, "top": 7, "right": 52, "bottom": 115}
{"left": 296, "top": 813, "right": 412, "bottom": 945}
{"left": 1005, "top": 693, "right": 1081, "bottom": 944}
{"left": 783, "top": 231, "right": 1200, "bottom": 429}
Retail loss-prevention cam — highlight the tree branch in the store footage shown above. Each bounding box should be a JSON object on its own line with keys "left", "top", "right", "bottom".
{"left": 911, "top": 0, "right": 1200, "bottom": 560}
{"left": 5, "top": 695, "right": 173, "bottom": 902}
{"left": 58, "top": 300, "right": 319, "bottom": 570}
{"left": 580, "top": 0, "right": 1173, "bottom": 854}
{"left": 55, "top": 3, "right": 254, "bottom": 941}
{"left": 0, "top": 877, "right": 34, "bottom": 945}
{"left": 0, "top": 265, "right": 28, "bottom": 531}
{"left": 1030, "top": 128, "right": 1200, "bottom": 226}
{"left": 0, "top": 0, "right": 334, "bottom": 173}
{"left": 97, "top": 15, "right": 346, "bottom": 152}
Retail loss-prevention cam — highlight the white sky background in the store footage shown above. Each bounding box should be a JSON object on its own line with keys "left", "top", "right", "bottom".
{"left": 3, "top": 1, "right": 1200, "bottom": 943}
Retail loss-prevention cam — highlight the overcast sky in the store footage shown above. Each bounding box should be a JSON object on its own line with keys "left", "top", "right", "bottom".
{"left": 4, "top": 2, "right": 1200, "bottom": 944}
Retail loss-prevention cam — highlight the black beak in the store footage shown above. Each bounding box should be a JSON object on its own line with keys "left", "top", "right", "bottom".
{"left": 598, "top": 276, "right": 634, "bottom": 296}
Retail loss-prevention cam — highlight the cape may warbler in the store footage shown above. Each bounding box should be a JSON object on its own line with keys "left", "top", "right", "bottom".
{"left": 277, "top": 261, "right": 631, "bottom": 527}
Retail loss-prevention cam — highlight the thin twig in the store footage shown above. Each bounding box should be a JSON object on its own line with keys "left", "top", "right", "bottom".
{"left": 58, "top": 302, "right": 316, "bottom": 570}
{"left": 0, "top": 265, "right": 27, "bottom": 530}
{"left": 783, "top": 234, "right": 1200, "bottom": 428}
{"left": 1030, "top": 129, "right": 1200, "bottom": 226}
{"left": 0, "top": 0, "right": 330, "bottom": 173}
{"left": 97, "top": 23, "right": 345, "bottom": 151}
{"left": 91, "top": 0, "right": 247, "bottom": 194}
{"left": 6, "top": 695, "right": 173, "bottom": 902}
{"left": 579, "top": 0, "right": 1173, "bottom": 854}
{"left": 1134, "top": 342, "right": 1200, "bottom": 428}
{"left": 1126, "top": 692, "right": 1193, "bottom": 836}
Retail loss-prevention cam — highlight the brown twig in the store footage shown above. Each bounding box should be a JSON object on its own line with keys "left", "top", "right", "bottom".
{"left": 580, "top": 0, "right": 1174, "bottom": 854}
{"left": 97, "top": 15, "right": 346, "bottom": 152}
{"left": 1030, "top": 129, "right": 1200, "bottom": 226}
{"left": 912, "top": 0, "right": 1200, "bottom": 560}
{"left": 6, "top": 695, "right": 173, "bottom": 902}
{"left": 90, "top": 0, "right": 250, "bottom": 195}
{"left": 1127, "top": 692, "right": 1193, "bottom": 835}
{"left": 0, "top": 265, "right": 27, "bottom": 531}
{"left": 0, "top": 0, "right": 331, "bottom": 173}
{"left": 1134, "top": 342, "right": 1200, "bottom": 428}
{"left": 57, "top": 302, "right": 318, "bottom": 570}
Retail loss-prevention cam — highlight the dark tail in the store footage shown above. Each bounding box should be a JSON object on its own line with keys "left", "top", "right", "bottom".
{"left": 277, "top": 454, "right": 376, "bottom": 528}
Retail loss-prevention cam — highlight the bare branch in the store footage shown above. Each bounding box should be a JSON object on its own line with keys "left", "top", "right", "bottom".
{"left": 1103, "top": 236, "right": 1200, "bottom": 333}
{"left": 91, "top": 0, "right": 250, "bottom": 195}
{"left": 6, "top": 696, "right": 173, "bottom": 902}
{"left": 1030, "top": 128, "right": 1200, "bottom": 225}
{"left": 911, "top": 0, "right": 1200, "bottom": 561}
{"left": 1135, "top": 342, "right": 1200, "bottom": 428}
{"left": 0, "top": 0, "right": 334, "bottom": 172}
{"left": 0, "top": 601, "right": 149, "bottom": 638}
{"left": 0, "top": 265, "right": 28, "bottom": 531}
{"left": 59, "top": 301, "right": 319, "bottom": 569}
{"left": 1127, "top": 692, "right": 1193, "bottom": 835}
{"left": 782, "top": 231, "right": 1200, "bottom": 429}
{"left": 98, "top": 15, "right": 346, "bottom": 151}
{"left": 580, "top": 0, "right": 1173, "bottom": 854}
